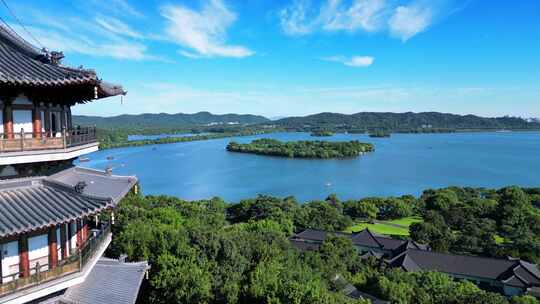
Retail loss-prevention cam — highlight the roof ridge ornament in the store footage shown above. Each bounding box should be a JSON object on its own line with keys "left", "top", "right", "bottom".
{"left": 74, "top": 181, "right": 88, "bottom": 194}
{"left": 48, "top": 50, "right": 64, "bottom": 65}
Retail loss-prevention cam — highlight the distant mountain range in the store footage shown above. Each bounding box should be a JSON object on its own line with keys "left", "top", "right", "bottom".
{"left": 274, "top": 112, "right": 540, "bottom": 131}
{"left": 73, "top": 111, "right": 540, "bottom": 131}
{"left": 73, "top": 111, "right": 270, "bottom": 129}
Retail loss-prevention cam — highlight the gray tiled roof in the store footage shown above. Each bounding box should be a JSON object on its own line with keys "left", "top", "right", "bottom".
{"left": 0, "top": 25, "right": 94, "bottom": 86}
{"left": 290, "top": 239, "right": 321, "bottom": 251}
{"left": 392, "top": 240, "right": 430, "bottom": 253}
{"left": 387, "top": 250, "right": 421, "bottom": 272}
{"left": 521, "top": 260, "right": 540, "bottom": 279}
{"left": 350, "top": 229, "right": 384, "bottom": 248}
{"left": 359, "top": 250, "right": 385, "bottom": 260}
{"left": 387, "top": 249, "right": 513, "bottom": 279}
{"left": 61, "top": 258, "right": 149, "bottom": 304}
{"left": 292, "top": 228, "right": 427, "bottom": 252}
{"left": 387, "top": 249, "right": 540, "bottom": 287}
{"left": 0, "top": 167, "right": 137, "bottom": 237}
{"left": 0, "top": 25, "right": 125, "bottom": 98}
{"left": 500, "top": 260, "right": 540, "bottom": 288}
{"left": 50, "top": 167, "right": 138, "bottom": 204}
{"left": 0, "top": 179, "right": 111, "bottom": 237}
{"left": 293, "top": 228, "right": 345, "bottom": 241}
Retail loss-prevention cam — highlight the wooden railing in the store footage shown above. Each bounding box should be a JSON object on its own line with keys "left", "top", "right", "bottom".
{"left": 0, "top": 223, "right": 111, "bottom": 297}
{"left": 0, "top": 127, "right": 97, "bottom": 153}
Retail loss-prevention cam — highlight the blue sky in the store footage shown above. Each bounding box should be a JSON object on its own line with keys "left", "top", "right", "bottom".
{"left": 2, "top": 0, "right": 539, "bottom": 118}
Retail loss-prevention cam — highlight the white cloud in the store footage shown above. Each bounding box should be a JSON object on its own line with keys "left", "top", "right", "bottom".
{"left": 279, "top": 0, "right": 316, "bottom": 35}
{"left": 280, "top": 0, "right": 388, "bottom": 36}
{"left": 6, "top": 1, "right": 171, "bottom": 62}
{"left": 160, "top": 0, "right": 254, "bottom": 58}
{"left": 27, "top": 10, "right": 71, "bottom": 32}
{"left": 110, "top": 0, "right": 144, "bottom": 18}
{"left": 89, "top": 0, "right": 144, "bottom": 19}
{"left": 9, "top": 22, "right": 159, "bottom": 61}
{"left": 323, "top": 55, "right": 375, "bottom": 67}
{"left": 388, "top": 4, "right": 433, "bottom": 41}
{"left": 280, "top": 0, "right": 460, "bottom": 41}
{"left": 98, "top": 43, "right": 149, "bottom": 60}
{"left": 321, "top": 0, "right": 387, "bottom": 32}
{"left": 95, "top": 16, "right": 144, "bottom": 39}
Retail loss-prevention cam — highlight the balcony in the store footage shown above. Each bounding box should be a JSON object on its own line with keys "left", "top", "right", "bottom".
{"left": 0, "top": 127, "right": 98, "bottom": 165}
{"left": 0, "top": 223, "right": 112, "bottom": 304}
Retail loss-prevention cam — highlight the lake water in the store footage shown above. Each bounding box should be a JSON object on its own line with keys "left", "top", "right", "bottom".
{"left": 77, "top": 132, "right": 540, "bottom": 202}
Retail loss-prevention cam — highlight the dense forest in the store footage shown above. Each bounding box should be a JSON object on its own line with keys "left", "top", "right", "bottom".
{"left": 97, "top": 128, "right": 277, "bottom": 150}
{"left": 226, "top": 139, "right": 374, "bottom": 159}
{"left": 110, "top": 186, "right": 540, "bottom": 304}
{"left": 343, "top": 187, "right": 540, "bottom": 264}
{"left": 73, "top": 111, "right": 269, "bottom": 129}
{"left": 275, "top": 112, "right": 540, "bottom": 132}
{"left": 410, "top": 187, "right": 540, "bottom": 261}
{"left": 75, "top": 111, "right": 540, "bottom": 134}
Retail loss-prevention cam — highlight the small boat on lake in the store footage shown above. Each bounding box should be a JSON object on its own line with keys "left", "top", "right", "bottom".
{"left": 325, "top": 182, "right": 332, "bottom": 187}
{"left": 79, "top": 157, "right": 90, "bottom": 162}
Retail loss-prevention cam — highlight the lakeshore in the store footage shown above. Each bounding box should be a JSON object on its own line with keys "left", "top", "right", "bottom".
{"left": 79, "top": 131, "right": 540, "bottom": 202}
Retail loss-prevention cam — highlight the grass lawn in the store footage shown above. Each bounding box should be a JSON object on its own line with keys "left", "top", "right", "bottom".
{"left": 387, "top": 216, "right": 423, "bottom": 227}
{"left": 344, "top": 216, "right": 424, "bottom": 237}
{"left": 344, "top": 222, "right": 410, "bottom": 236}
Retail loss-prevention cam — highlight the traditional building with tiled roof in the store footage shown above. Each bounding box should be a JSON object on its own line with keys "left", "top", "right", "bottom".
{"left": 386, "top": 249, "right": 540, "bottom": 297}
{"left": 59, "top": 257, "right": 150, "bottom": 304}
{"left": 291, "top": 228, "right": 428, "bottom": 257}
{"left": 291, "top": 228, "right": 540, "bottom": 297}
{"left": 0, "top": 23, "right": 143, "bottom": 304}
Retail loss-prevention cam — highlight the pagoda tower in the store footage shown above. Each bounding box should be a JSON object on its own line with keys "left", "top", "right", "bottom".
{"left": 0, "top": 24, "right": 142, "bottom": 304}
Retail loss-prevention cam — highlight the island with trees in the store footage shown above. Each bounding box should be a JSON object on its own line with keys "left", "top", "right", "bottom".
{"left": 110, "top": 185, "right": 540, "bottom": 304}
{"left": 311, "top": 130, "right": 334, "bottom": 137}
{"left": 226, "top": 139, "right": 374, "bottom": 159}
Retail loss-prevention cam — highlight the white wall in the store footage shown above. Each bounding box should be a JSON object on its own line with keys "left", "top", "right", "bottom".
{"left": 70, "top": 222, "right": 77, "bottom": 254}
{"left": 1, "top": 241, "right": 20, "bottom": 283}
{"left": 64, "top": 224, "right": 70, "bottom": 257}
{"left": 28, "top": 234, "right": 49, "bottom": 274}
{"left": 56, "top": 227, "right": 63, "bottom": 261}
{"left": 13, "top": 110, "right": 32, "bottom": 136}
{"left": 41, "top": 110, "right": 45, "bottom": 133}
